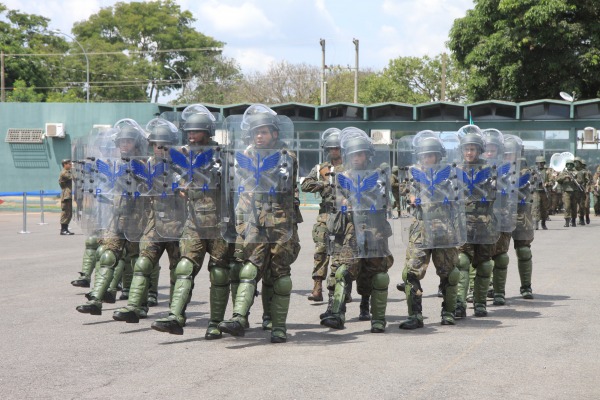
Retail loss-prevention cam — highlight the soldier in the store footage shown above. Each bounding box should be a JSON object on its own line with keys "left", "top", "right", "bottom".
{"left": 320, "top": 127, "right": 393, "bottom": 333}
{"left": 218, "top": 104, "right": 302, "bottom": 343}
{"left": 59, "top": 159, "right": 75, "bottom": 235}
{"left": 556, "top": 158, "right": 580, "bottom": 227}
{"left": 390, "top": 166, "right": 401, "bottom": 218}
{"left": 532, "top": 156, "right": 551, "bottom": 230}
{"left": 491, "top": 135, "right": 535, "bottom": 301}
{"left": 574, "top": 157, "right": 591, "bottom": 225}
{"left": 455, "top": 125, "right": 499, "bottom": 318}
{"left": 398, "top": 131, "right": 464, "bottom": 329}
{"left": 593, "top": 166, "right": 600, "bottom": 216}
{"left": 113, "top": 118, "right": 183, "bottom": 323}
{"left": 150, "top": 105, "right": 232, "bottom": 339}
{"left": 300, "top": 128, "right": 342, "bottom": 304}
{"left": 76, "top": 119, "right": 148, "bottom": 315}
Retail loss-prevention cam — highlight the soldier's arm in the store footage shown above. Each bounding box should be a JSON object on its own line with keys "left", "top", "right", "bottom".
{"left": 300, "top": 164, "right": 325, "bottom": 193}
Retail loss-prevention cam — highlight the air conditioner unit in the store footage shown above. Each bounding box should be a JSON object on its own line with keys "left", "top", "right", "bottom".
{"left": 45, "top": 123, "right": 66, "bottom": 138}
{"left": 583, "top": 127, "right": 596, "bottom": 144}
{"left": 370, "top": 129, "right": 392, "bottom": 145}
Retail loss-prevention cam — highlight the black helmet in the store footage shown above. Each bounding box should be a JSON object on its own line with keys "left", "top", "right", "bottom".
{"left": 413, "top": 131, "right": 446, "bottom": 159}
{"left": 114, "top": 125, "right": 143, "bottom": 146}
{"left": 183, "top": 113, "right": 215, "bottom": 136}
{"left": 146, "top": 118, "right": 179, "bottom": 145}
{"left": 241, "top": 104, "right": 279, "bottom": 133}
{"left": 482, "top": 128, "right": 504, "bottom": 156}
{"left": 321, "top": 128, "right": 341, "bottom": 149}
{"left": 503, "top": 134, "right": 523, "bottom": 156}
{"left": 457, "top": 124, "right": 484, "bottom": 154}
{"left": 340, "top": 127, "right": 374, "bottom": 165}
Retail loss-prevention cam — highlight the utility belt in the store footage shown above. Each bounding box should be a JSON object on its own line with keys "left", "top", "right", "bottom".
{"left": 253, "top": 193, "right": 287, "bottom": 204}
{"left": 187, "top": 189, "right": 217, "bottom": 201}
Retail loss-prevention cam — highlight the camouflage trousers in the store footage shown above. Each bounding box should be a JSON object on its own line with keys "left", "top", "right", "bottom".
{"left": 404, "top": 219, "right": 458, "bottom": 280}
{"left": 562, "top": 191, "right": 578, "bottom": 220}
{"left": 458, "top": 242, "right": 493, "bottom": 266}
{"left": 140, "top": 228, "right": 180, "bottom": 270}
{"left": 532, "top": 190, "right": 550, "bottom": 221}
{"left": 581, "top": 192, "right": 591, "bottom": 217}
{"left": 594, "top": 193, "right": 600, "bottom": 216}
{"left": 179, "top": 225, "right": 230, "bottom": 273}
{"left": 310, "top": 214, "right": 330, "bottom": 281}
{"left": 244, "top": 226, "right": 301, "bottom": 281}
{"left": 60, "top": 199, "right": 73, "bottom": 225}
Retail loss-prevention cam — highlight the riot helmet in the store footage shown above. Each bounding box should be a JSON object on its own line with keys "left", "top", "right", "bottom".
{"left": 146, "top": 118, "right": 180, "bottom": 145}
{"left": 242, "top": 104, "right": 280, "bottom": 148}
{"left": 340, "top": 127, "right": 374, "bottom": 169}
{"left": 413, "top": 130, "right": 446, "bottom": 165}
{"left": 503, "top": 134, "right": 523, "bottom": 162}
{"left": 482, "top": 128, "right": 504, "bottom": 160}
{"left": 457, "top": 124, "right": 484, "bottom": 161}
{"left": 113, "top": 118, "right": 146, "bottom": 156}
{"left": 321, "top": 127, "right": 341, "bottom": 162}
{"left": 535, "top": 156, "right": 546, "bottom": 164}
{"left": 182, "top": 104, "right": 216, "bottom": 137}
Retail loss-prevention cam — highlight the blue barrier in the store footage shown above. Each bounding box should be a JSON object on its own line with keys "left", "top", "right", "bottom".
{"left": 0, "top": 190, "right": 59, "bottom": 234}
{"left": 0, "top": 190, "right": 60, "bottom": 197}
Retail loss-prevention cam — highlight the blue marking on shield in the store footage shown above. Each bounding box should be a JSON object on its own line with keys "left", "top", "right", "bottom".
{"left": 341, "top": 205, "right": 347, "bottom": 214}
{"left": 369, "top": 204, "right": 376, "bottom": 213}
{"left": 134, "top": 191, "right": 140, "bottom": 198}
{"left": 238, "top": 186, "right": 245, "bottom": 195}
{"left": 95, "top": 188, "right": 102, "bottom": 196}
{"left": 161, "top": 191, "right": 167, "bottom": 198}
{"left": 443, "top": 197, "right": 449, "bottom": 204}
{"left": 269, "top": 187, "right": 276, "bottom": 195}
{"left": 415, "top": 198, "right": 421, "bottom": 205}
{"left": 501, "top": 188, "right": 507, "bottom": 196}
{"left": 520, "top": 198, "right": 526, "bottom": 205}
{"left": 202, "top": 183, "right": 209, "bottom": 192}
{"left": 171, "top": 182, "right": 178, "bottom": 192}
{"left": 122, "top": 190, "right": 128, "bottom": 197}
{"left": 481, "top": 196, "right": 487, "bottom": 203}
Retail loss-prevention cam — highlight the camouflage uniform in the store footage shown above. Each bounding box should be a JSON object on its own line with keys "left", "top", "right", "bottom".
{"left": 593, "top": 166, "right": 600, "bottom": 216}
{"left": 557, "top": 160, "right": 581, "bottom": 227}
{"left": 574, "top": 158, "right": 589, "bottom": 225}
{"left": 390, "top": 166, "right": 401, "bottom": 217}
{"left": 580, "top": 159, "right": 592, "bottom": 224}
{"left": 59, "top": 160, "right": 74, "bottom": 234}
{"left": 532, "top": 158, "right": 551, "bottom": 230}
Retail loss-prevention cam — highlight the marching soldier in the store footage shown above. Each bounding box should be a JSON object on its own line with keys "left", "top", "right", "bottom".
{"left": 59, "top": 159, "right": 75, "bottom": 235}
{"left": 532, "top": 156, "right": 551, "bottom": 230}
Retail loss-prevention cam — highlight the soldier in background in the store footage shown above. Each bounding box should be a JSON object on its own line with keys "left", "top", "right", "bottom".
{"left": 573, "top": 157, "right": 589, "bottom": 226}
{"left": 532, "top": 156, "right": 551, "bottom": 230}
{"left": 300, "top": 128, "right": 342, "bottom": 304}
{"left": 593, "top": 166, "right": 600, "bottom": 216}
{"left": 556, "top": 159, "right": 579, "bottom": 227}
{"left": 580, "top": 158, "right": 592, "bottom": 224}
{"left": 59, "top": 159, "right": 75, "bottom": 235}
{"left": 390, "top": 166, "right": 401, "bottom": 219}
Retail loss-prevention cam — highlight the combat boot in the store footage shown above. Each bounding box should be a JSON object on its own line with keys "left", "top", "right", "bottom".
{"left": 571, "top": 217, "right": 576, "bottom": 227}
{"left": 399, "top": 275, "right": 423, "bottom": 330}
{"left": 76, "top": 298, "right": 102, "bottom": 315}
{"left": 441, "top": 310, "right": 455, "bottom": 326}
{"left": 113, "top": 306, "right": 141, "bottom": 323}
{"left": 579, "top": 217, "right": 585, "bottom": 226}
{"left": 151, "top": 316, "right": 184, "bottom": 335}
{"left": 455, "top": 302, "right": 467, "bottom": 319}
{"left": 396, "top": 282, "right": 405, "bottom": 292}
{"left": 399, "top": 314, "right": 424, "bottom": 329}
{"left": 71, "top": 273, "right": 90, "bottom": 288}
{"left": 586, "top": 215, "right": 591, "bottom": 224}
{"left": 466, "top": 287, "right": 474, "bottom": 303}
{"left": 359, "top": 295, "right": 371, "bottom": 321}
{"left": 564, "top": 218, "right": 570, "bottom": 227}
{"left": 541, "top": 220, "right": 548, "bottom": 230}
{"left": 319, "top": 290, "right": 334, "bottom": 320}
{"left": 307, "top": 279, "right": 323, "bottom": 302}
{"left": 520, "top": 285, "right": 534, "bottom": 299}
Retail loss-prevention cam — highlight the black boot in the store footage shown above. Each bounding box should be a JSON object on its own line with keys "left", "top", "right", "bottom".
{"left": 358, "top": 295, "right": 371, "bottom": 321}
{"left": 396, "top": 282, "right": 405, "bottom": 292}
{"left": 564, "top": 218, "right": 570, "bottom": 227}
{"left": 571, "top": 218, "right": 576, "bottom": 227}
{"left": 586, "top": 215, "right": 591, "bottom": 224}
{"left": 60, "top": 224, "right": 74, "bottom": 235}
{"left": 579, "top": 217, "right": 585, "bottom": 226}
{"left": 541, "top": 220, "right": 547, "bottom": 230}
{"left": 319, "top": 290, "right": 334, "bottom": 320}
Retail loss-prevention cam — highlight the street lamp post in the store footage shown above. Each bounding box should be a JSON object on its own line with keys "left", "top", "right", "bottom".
{"left": 52, "top": 29, "right": 89, "bottom": 103}
{"left": 164, "top": 65, "right": 185, "bottom": 98}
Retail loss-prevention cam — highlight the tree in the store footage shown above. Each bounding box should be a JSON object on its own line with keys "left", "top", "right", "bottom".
{"left": 448, "top": 0, "right": 600, "bottom": 101}
{"left": 7, "top": 79, "right": 44, "bottom": 102}
{"left": 229, "top": 61, "right": 321, "bottom": 104}
{"left": 0, "top": 5, "right": 66, "bottom": 101}
{"left": 71, "top": 0, "right": 239, "bottom": 102}
{"left": 359, "top": 54, "right": 468, "bottom": 104}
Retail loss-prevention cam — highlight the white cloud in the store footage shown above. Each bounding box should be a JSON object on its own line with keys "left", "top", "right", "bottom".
{"left": 197, "top": 1, "right": 276, "bottom": 39}
{"left": 226, "top": 47, "right": 276, "bottom": 73}
{"left": 2, "top": 0, "right": 103, "bottom": 32}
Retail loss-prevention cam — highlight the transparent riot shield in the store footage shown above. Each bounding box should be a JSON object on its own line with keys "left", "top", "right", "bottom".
{"left": 494, "top": 133, "right": 521, "bottom": 233}
{"left": 81, "top": 128, "right": 119, "bottom": 236}
{"left": 336, "top": 128, "right": 392, "bottom": 259}
{"left": 513, "top": 168, "right": 535, "bottom": 241}
{"left": 113, "top": 156, "right": 149, "bottom": 242}
{"left": 457, "top": 125, "right": 500, "bottom": 244}
{"left": 396, "top": 135, "right": 415, "bottom": 244}
{"left": 407, "top": 131, "right": 466, "bottom": 249}
{"left": 224, "top": 106, "right": 295, "bottom": 243}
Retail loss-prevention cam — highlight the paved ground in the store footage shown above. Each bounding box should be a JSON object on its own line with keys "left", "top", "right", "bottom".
{"left": 0, "top": 209, "right": 598, "bottom": 399}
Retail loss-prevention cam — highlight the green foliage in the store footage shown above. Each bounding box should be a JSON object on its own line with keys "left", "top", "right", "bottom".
{"left": 448, "top": 0, "right": 600, "bottom": 101}
{"left": 7, "top": 79, "right": 44, "bottom": 102}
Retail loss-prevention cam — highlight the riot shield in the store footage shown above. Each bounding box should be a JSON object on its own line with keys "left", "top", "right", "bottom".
{"left": 457, "top": 125, "right": 500, "bottom": 244}
{"left": 336, "top": 127, "right": 392, "bottom": 258}
{"left": 513, "top": 167, "right": 535, "bottom": 241}
{"left": 224, "top": 105, "right": 295, "bottom": 243}
{"left": 80, "top": 128, "right": 119, "bottom": 236}
{"left": 407, "top": 131, "right": 466, "bottom": 249}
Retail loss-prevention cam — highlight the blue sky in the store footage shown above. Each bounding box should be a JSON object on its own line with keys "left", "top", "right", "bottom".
{"left": 6, "top": 0, "right": 475, "bottom": 73}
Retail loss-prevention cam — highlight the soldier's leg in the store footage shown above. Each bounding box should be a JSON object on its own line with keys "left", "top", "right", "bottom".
{"left": 119, "top": 242, "right": 139, "bottom": 300}
{"left": 205, "top": 258, "right": 231, "bottom": 340}
{"left": 472, "top": 245, "right": 494, "bottom": 317}
{"left": 320, "top": 264, "right": 354, "bottom": 329}
{"left": 308, "top": 221, "right": 328, "bottom": 302}
{"left": 71, "top": 236, "right": 98, "bottom": 287}
{"left": 370, "top": 271, "right": 390, "bottom": 333}
{"left": 455, "top": 245, "right": 473, "bottom": 318}
{"left": 492, "top": 252, "right": 509, "bottom": 305}
{"left": 433, "top": 248, "right": 459, "bottom": 326}
{"left": 585, "top": 193, "right": 591, "bottom": 224}
{"left": 218, "top": 261, "right": 259, "bottom": 337}
{"left": 113, "top": 255, "right": 154, "bottom": 323}
{"left": 270, "top": 275, "right": 292, "bottom": 343}
{"left": 400, "top": 239, "right": 428, "bottom": 329}
{"left": 261, "top": 273, "right": 274, "bottom": 331}
{"left": 563, "top": 192, "right": 571, "bottom": 227}
{"left": 356, "top": 269, "right": 371, "bottom": 322}
{"left": 594, "top": 194, "right": 600, "bottom": 216}
{"left": 76, "top": 238, "right": 124, "bottom": 315}
{"left": 106, "top": 249, "right": 126, "bottom": 303}
{"left": 515, "top": 242, "right": 533, "bottom": 299}
{"left": 466, "top": 264, "right": 475, "bottom": 303}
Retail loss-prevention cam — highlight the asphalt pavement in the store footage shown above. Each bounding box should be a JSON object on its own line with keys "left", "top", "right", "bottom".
{"left": 0, "top": 209, "right": 598, "bottom": 399}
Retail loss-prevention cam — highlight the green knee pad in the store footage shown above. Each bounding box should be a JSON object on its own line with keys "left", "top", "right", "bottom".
{"left": 476, "top": 260, "right": 494, "bottom": 278}
{"left": 271, "top": 276, "right": 292, "bottom": 334}
{"left": 91, "top": 249, "right": 118, "bottom": 300}
{"left": 209, "top": 266, "right": 230, "bottom": 324}
{"left": 127, "top": 256, "right": 154, "bottom": 307}
{"left": 473, "top": 260, "right": 494, "bottom": 305}
{"left": 447, "top": 267, "right": 460, "bottom": 286}
{"left": 515, "top": 246, "right": 532, "bottom": 261}
{"left": 232, "top": 262, "right": 258, "bottom": 317}
{"left": 134, "top": 256, "right": 154, "bottom": 276}
{"left": 175, "top": 257, "right": 195, "bottom": 277}
{"left": 85, "top": 236, "right": 98, "bottom": 250}
{"left": 401, "top": 266, "right": 408, "bottom": 283}
{"left": 494, "top": 253, "right": 509, "bottom": 270}
{"left": 456, "top": 252, "right": 471, "bottom": 304}
{"left": 457, "top": 253, "right": 470, "bottom": 271}
{"left": 371, "top": 272, "right": 389, "bottom": 322}
{"left": 444, "top": 267, "right": 459, "bottom": 313}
